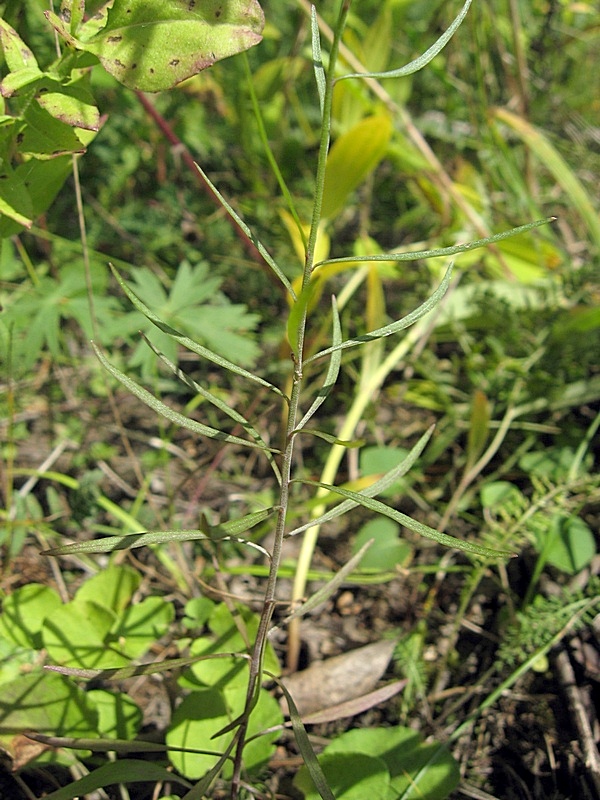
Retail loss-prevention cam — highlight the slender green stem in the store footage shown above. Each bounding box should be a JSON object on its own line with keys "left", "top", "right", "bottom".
{"left": 303, "top": 0, "right": 351, "bottom": 288}
{"left": 230, "top": 4, "right": 352, "bottom": 794}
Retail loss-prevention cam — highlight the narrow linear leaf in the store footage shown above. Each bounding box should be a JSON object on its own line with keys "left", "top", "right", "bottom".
{"left": 311, "top": 5, "right": 326, "bottom": 115}
{"left": 293, "top": 430, "right": 363, "bottom": 447}
{"left": 272, "top": 677, "right": 336, "bottom": 800}
{"left": 45, "top": 651, "right": 251, "bottom": 682}
{"left": 305, "top": 265, "right": 452, "bottom": 365}
{"left": 340, "top": 0, "right": 472, "bottom": 81}
{"left": 296, "top": 295, "right": 342, "bottom": 429}
{"left": 193, "top": 164, "right": 296, "bottom": 299}
{"left": 286, "top": 425, "right": 434, "bottom": 537}
{"left": 314, "top": 218, "right": 556, "bottom": 267}
{"left": 92, "top": 343, "right": 277, "bottom": 452}
{"left": 25, "top": 732, "right": 167, "bottom": 754}
{"left": 142, "top": 334, "right": 281, "bottom": 484}
{"left": 110, "top": 264, "right": 285, "bottom": 397}
{"left": 180, "top": 737, "right": 239, "bottom": 800}
{"left": 38, "top": 760, "right": 192, "bottom": 800}
{"left": 44, "top": 508, "right": 275, "bottom": 556}
{"left": 301, "top": 480, "right": 514, "bottom": 558}
{"left": 280, "top": 539, "right": 373, "bottom": 626}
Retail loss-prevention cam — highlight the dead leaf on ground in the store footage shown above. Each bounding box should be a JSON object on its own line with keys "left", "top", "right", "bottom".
{"left": 280, "top": 639, "right": 397, "bottom": 717}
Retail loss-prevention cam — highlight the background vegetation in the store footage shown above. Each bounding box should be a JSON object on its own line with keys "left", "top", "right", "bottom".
{"left": 0, "top": 1, "right": 599, "bottom": 799}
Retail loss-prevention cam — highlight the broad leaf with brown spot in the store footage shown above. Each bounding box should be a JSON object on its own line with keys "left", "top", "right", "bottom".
{"left": 46, "top": 0, "right": 264, "bottom": 92}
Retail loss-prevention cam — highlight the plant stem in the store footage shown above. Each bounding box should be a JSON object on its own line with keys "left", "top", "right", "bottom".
{"left": 230, "top": 3, "right": 352, "bottom": 794}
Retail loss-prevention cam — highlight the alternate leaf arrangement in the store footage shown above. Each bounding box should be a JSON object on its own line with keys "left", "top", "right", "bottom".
{"left": 0, "top": 1, "right": 562, "bottom": 799}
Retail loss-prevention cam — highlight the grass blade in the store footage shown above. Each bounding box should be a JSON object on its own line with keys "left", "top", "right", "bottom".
{"left": 492, "top": 109, "right": 600, "bottom": 249}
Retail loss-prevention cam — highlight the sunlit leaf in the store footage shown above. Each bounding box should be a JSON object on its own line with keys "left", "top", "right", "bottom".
{"left": 45, "top": 0, "right": 265, "bottom": 92}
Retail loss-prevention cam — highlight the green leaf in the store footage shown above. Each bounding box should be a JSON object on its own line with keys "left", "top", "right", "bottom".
{"left": 0, "top": 671, "right": 98, "bottom": 747}
{"left": 311, "top": 6, "right": 326, "bottom": 115}
{"left": 45, "top": 0, "right": 265, "bottom": 93}
{"left": 0, "top": 18, "right": 39, "bottom": 72}
{"left": 340, "top": 0, "right": 472, "bottom": 81}
{"left": 43, "top": 507, "right": 276, "bottom": 556}
{"left": 166, "top": 685, "right": 282, "bottom": 779}
{"left": 180, "top": 603, "right": 280, "bottom": 691}
{"left": 299, "top": 480, "right": 513, "bottom": 559}
{"left": 21, "top": 100, "right": 86, "bottom": 159}
{"left": 40, "top": 759, "right": 192, "bottom": 800}
{"left": 43, "top": 600, "right": 127, "bottom": 669}
{"left": 36, "top": 80, "right": 100, "bottom": 131}
{"left": 111, "top": 596, "right": 174, "bottom": 659}
{"left": 360, "top": 446, "right": 411, "bottom": 497}
{"left": 305, "top": 266, "right": 452, "bottom": 365}
{"left": 0, "top": 156, "right": 73, "bottom": 238}
{"left": 277, "top": 677, "right": 336, "bottom": 800}
{"left": 92, "top": 343, "right": 277, "bottom": 452}
{"left": 353, "top": 519, "right": 412, "bottom": 571}
{"left": 315, "top": 727, "right": 460, "bottom": 800}
{"left": 295, "top": 752, "right": 390, "bottom": 800}
{"left": 536, "top": 514, "right": 596, "bottom": 575}
{"left": 0, "top": 584, "right": 62, "bottom": 650}
{"left": 142, "top": 335, "right": 279, "bottom": 479}
{"left": 87, "top": 689, "right": 142, "bottom": 739}
{"left": 321, "top": 114, "right": 393, "bottom": 220}
{"left": 192, "top": 164, "right": 296, "bottom": 298}
{"left": 109, "top": 263, "right": 283, "bottom": 395}
{"left": 75, "top": 564, "right": 141, "bottom": 614}
{"left": 296, "top": 295, "right": 342, "bottom": 429}
{"left": 287, "top": 426, "right": 434, "bottom": 538}
{"left": 295, "top": 429, "right": 364, "bottom": 447}
{"left": 315, "top": 218, "right": 556, "bottom": 268}
{"left": 0, "top": 162, "right": 33, "bottom": 228}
